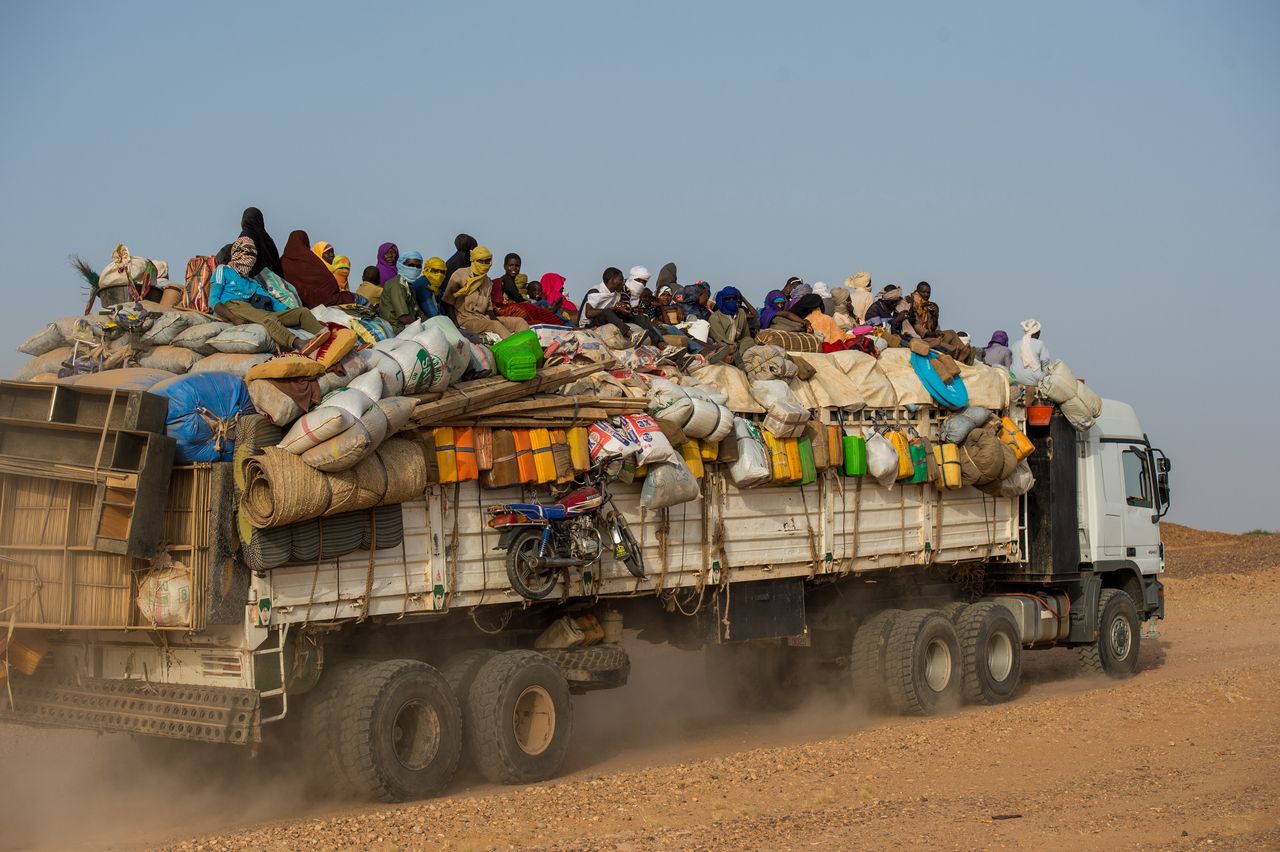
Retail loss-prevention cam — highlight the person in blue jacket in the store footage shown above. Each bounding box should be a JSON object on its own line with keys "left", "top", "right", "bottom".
{"left": 211, "top": 237, "right": 323, "bottom": 350}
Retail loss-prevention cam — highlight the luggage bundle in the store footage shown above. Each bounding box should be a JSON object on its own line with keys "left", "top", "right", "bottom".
{"left": 1037, "top": 360, "right": 1103, "bottom": 432}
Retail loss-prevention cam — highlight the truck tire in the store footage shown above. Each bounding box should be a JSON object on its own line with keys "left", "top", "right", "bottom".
{"left": 850, "top": 609, "right": 902, "bottom": 711}
{"left": 441, "top": 649, "right": 500, "bottom": 764}
{"left": 301, "top": 664, "right": 360, "bottom": 798}
{"left": 956, "top": 602, "right": 1022, "bottom": 705}
{"left": 939, "top": 601, "right": 969, "bottom": 623}
{"left": 883, "top": 609, "right": 962, "bottom": 716}
{"left": 1078, "top": 589, "right": 1141, "bottom": 678}
{"left": 332, "top": 659, "right": 463, "bottom": 802}
{"left": 466, "top": 651, "right": 573, "bottom": 785}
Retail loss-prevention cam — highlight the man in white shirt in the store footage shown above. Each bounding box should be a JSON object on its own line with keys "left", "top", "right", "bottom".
{"left": 580, "top": 266, "right": 665, "bottom": 345}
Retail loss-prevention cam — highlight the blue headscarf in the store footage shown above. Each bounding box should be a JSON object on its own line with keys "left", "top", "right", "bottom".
{"left": 715, "top": 285, "right": 742, "bottom": 315}
{"left": 396, "top": 251, "right": 424, "bottom": 284}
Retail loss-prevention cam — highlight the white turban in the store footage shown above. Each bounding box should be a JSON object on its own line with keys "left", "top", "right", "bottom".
{"left": 1020, "top": 319, "right": 1042, "bottom": 370}
{"left": 812, "top": 281, "right": 832, "bottom": 298}
{"left": 625, "top": 265, "right": 650, "bottom": 300}
{"left": 845, "top": 272, "right": 872, "bottom": 291}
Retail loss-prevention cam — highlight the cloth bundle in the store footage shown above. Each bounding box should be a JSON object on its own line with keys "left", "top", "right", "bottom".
{"left": 958, "top": 422, "right": 1018, "bottom": 487}
{"left": 1038, "top": 359, "right": 1103, "bottom": 432}
{"left": 741, "top": 345, "right": 798, "bottom": 382}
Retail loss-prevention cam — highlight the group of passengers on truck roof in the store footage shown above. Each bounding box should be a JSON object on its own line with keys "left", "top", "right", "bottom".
{"left": 200, "top": 206, "right": 1053, "bottom": 384}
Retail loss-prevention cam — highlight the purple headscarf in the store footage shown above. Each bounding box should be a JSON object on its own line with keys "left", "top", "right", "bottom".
{"left": 987, "top": 330, "right": 1009, "bottom": 347}
{"left": 786, "top": 282, "right": 813, "bottom": 310}
{"left": 759, "top": 289, "right": 787, "bottom": 329}
{"left": 377, "top": 242, "right": 399, "bottom": 284}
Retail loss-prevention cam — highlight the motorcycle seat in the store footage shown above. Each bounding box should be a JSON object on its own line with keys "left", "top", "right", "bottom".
{"left": 503, "top": 488, "right": 604, "bottom": 522}
{"left": 506, "top": 502, "right": 568, "bottom": 520}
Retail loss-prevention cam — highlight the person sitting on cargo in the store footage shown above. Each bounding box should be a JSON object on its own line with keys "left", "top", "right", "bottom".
{"left": 909, "top": 281, "right": 940, "bottom": 338}
{"left": 677, "top": 284, "right": 711, "bottom": 321}
{"left": 444, "top": 245, "right": 529, "bottom": 340}
{"left": 845, "top": 271, "right": 875, "bottom": 324}
{"left": 791, "top": 293, "right": 852, "bottom": 346}
{"left": 580, "top": 266, "right": 665, "bottom": 346}
{"left": 379, "top": 251, "right": 425, "bottom": 334}
{"left": 376, "top": 242, "right": 399, "bottom": 284}
{"left": 982, "top": 330, "right": 1013, "bottom": 369}
{"left": 864, "top": 285, "right": 906, "bottom": 332}
{"left": 708, "top": 286, "right": 756, "bottom": 363}
{"left": 1012, "top": 319, "right": 1051, "bottom": 385}
{"left": 655, "top": 286, "right": 682, "bottom": 325}
{"left": 210, "top": 242, "right": 324, "bottom": 350}
{"left": 444, "top": 233, "right": 478, "bottom": 287}
{"left": 492, "top": 253, "right": 569, "bottom": 327}
{"left": 281, "top": 230, "right": 357, "bottom": 309}
{"left": 236, "top": 206, "right": 283, "bottom": 279}
{"left": 411, "top": 256, "right": 448, "bottom": 319}
{"left": 759, "top": 289, "right": 811, "bottom": 332}
{"left": 624, "top": 266, "right": 651, "bottom": 306}
{"left": 357, "top": 265, "right": 382, "bottom": 306}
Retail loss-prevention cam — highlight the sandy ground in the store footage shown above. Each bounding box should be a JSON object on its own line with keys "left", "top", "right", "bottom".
{"left": 1, "top": 527, "right": 1277, "bottom": 851}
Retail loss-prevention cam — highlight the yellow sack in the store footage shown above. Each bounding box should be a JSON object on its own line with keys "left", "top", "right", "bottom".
{"left": 299, "top": 327, "right": 358, "bottom": 371}
{"left": 245, "top": 353, "right": 327, "bottom": 382}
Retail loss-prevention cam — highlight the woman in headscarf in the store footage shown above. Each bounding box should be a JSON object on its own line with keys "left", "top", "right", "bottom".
{"left": 654, "top": 286, "right": 682, "bottom": 326}
{"left": 707, "top": 286, "right": 755, "bottom": 363}
{"left": 411, "top": 257, "right": 448, "bottom": 319}
{"left": 280, "top": 230, "right": 355, "bottom": 308}
{"left": 444, "top": 233, "right": 478, "bottom": 286}
{"left": 331, "top": 255, "right": 351, "bottom": 289}
{"left": 654, "top": 262, "right": 677, "bottom": 294}
{"left": 831, "top": 286, "right": 856, "bottom": 330}
{"left": 678, "top": 284, "right": 710, "bottom": 321}
{"left": 845, "top": 272, "right": 874, "bottom": 324}
{"left": 786, "top": 281, "right": 813, "bottom": 310}
{"left": 379, "top": 251, "right": 424, "bottom": 334}
{"left": 539, "top": 273, "right": 576, "bottom": 322}
{"left": 982, "top": 330, "right": 1013, "bottom": 369}
{"left": 444, "top": 245, "right": 529, "bottom": 339}
{"left": 376, "top": 243, "right": 399, "bottom": 284}
{"left": 758, "top": 289, "right": 810, "bottom": 332}
{"left": 312, "top": 240, "right": 336, "bottom": 265}
{"left": 1012, "top": 320, "right": 1051, "bottom": 385}
{"left": 238, "top": 207, "right": 283, "bottom": 278}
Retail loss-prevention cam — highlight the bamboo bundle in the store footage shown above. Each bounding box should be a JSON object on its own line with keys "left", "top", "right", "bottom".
{"left": 407, "top": 363, "right": 605, "bottom": 428}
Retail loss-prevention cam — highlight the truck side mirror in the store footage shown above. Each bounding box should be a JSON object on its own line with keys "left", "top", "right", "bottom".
{"left": 1157, "top": 457, "right": 1171, "bottom": 473}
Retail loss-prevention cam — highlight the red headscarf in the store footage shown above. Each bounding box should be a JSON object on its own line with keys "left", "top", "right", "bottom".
{"left": 281, "top": 230, "right": 355, "bottom": 308}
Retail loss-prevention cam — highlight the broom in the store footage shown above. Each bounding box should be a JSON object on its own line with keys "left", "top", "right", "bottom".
{"left": 71, "top": 254, "right": 99, "bottom": 315}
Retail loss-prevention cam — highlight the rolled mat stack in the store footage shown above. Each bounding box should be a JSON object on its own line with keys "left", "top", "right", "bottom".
{"left": 241, "top": 437, "right": 428, "bottom": 529}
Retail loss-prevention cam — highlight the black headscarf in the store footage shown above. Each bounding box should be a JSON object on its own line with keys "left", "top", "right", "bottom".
{"left": 655, "top": 262, "right": 677, "bottom": 291}
{"left": 444, "top": 233, "right": 478, "bottom": 285}
{"left": 214, "top": 243, "right": 233, "bottom": 266}
{"left": 239, "top": 207, "right": 282, "bottom": 278}
{"left": 790, "top": 294, "right": 825, "bottom": 318}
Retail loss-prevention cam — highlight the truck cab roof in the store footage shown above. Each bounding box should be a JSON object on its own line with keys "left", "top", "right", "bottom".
{"left": 1094, "top": 399, "right": 1145, "bottom": 443}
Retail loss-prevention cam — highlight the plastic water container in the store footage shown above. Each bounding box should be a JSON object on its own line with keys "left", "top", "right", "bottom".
{"left": 492, "top": 329, "right": 543, "bottom": 382}
{"left": 842, "top": 433, "right": 867, "bottom": 476}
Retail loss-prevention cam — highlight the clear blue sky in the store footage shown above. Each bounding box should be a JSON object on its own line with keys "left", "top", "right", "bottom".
{"left": 1, "top": 1, "right": 1276, "bottom": 531}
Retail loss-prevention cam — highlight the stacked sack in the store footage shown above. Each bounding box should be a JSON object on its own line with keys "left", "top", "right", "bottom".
{"left": 646, "top": 377, "right": 735, "bottom": 446}
{"left": 1037, "top": 360, "right": 1103, "bottom": 432}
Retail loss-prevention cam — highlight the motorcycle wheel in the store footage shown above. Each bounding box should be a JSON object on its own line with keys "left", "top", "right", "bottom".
{"left": 617, "top": 521, "right": 645, "bottom": 579}
{"left": 506, "top": 529, "right": 559, "bottom": 601}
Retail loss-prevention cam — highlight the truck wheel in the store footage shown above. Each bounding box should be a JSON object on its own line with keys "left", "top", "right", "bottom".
{"left": 939, "top": 601, "right": 969, "bottom": 623}
{"left": 441, "top": 649, "right": 500, "bottom": 764}
{"left": 1078, "top": 589, "right": 1141, "bottom": 678}
{"left": 332, "top": 660, "right": 463, "bottom": 802}
{"left": 301, "top": 664, "right": 359, "bottom": 798}
{"left": 506, "top": 530, "right": 559, "bottom": 600}
{"left": 883, "top": 609, "right": 962, "bottom": 716}
{"left": 466, "top": 651, "right": 573, "bottom": 785}
{"left": 956, "top": 602, "right": 1022, "bottom": 705}
{"left": 850, "top": 609, "right": 902, "bottom": 711}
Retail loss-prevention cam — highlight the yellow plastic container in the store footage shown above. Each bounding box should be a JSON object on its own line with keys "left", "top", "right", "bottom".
{"left": 784, "top": 437, "right": 803, "bottom": 483}
{"left": 933, "top": 443, "right": 962, "bottom": 490}
{"left": 567, "top": 426, "right": 591, "bottom": 472}
{"left": 998, "top": 416, "right": 1035, "bottom": 461}
{"left": 530, "top": 428, "right": 557, "bottom": 484}
{"left": 700, "top": 437, "right": 719, "bottom": 462}
{"left": 513, "top": 430, "right": 538, "bottom": 484}
{"left": 827, "top": 424, "right": 843, "bottom": 468}
{"left": 681, "top": 439, "right": 705, "bottom": 479}
{"left": 433, "top": 426, "right": 459, "bottom": 484}
{"left": 454, "top": 426, "right": 479, "bottom": 482}
{"left": 764, "top": 431, "right": 792, "bottom": 482}
{"left": 890, "top": 431, "right": 914, "bottom": 480}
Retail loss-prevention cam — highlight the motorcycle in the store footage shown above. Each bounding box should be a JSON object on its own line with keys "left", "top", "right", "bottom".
{"left": 486, "top": 463, "right": 645, "bottom": 600}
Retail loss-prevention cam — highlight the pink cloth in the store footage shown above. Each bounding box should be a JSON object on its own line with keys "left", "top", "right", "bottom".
{"left": 540, "top": 272, "right": 577, "bottom": 314}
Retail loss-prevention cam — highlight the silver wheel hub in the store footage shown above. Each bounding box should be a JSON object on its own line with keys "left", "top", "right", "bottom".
{"left": 924, "top": 638, "right": 953, "bottom": 692}
{"left": 1109, "top": 614, "right": 1133, "bottom": 660}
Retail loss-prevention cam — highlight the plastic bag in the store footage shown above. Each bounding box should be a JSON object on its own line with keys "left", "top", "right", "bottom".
{"left": 620, "top": 413, "right": 676, "bottom": 465}
{"left": 279, "top": 406, "right": 355, "bottom": 454}
{"left": 156, "top": 371, "right": 255, "bottom": 463}
{"left": 939, "top": 406, "right": 992, "bottom": 444}
{"left": 865, "top": 431, "right": 900, "bottom": 488}
{"left": 640, "top": 457, "right": 701, "bottom": 509}
{"left": 136, "top": 563, "right": 193, "bottom": 627}
{"left": 317, "top": 385, "right": 375, "bottom": 420}
{"left": 728, "top": 417, "right": 772, "bottom": 487}
{"left": 587, "top": 420, "right": 640, "bottom": 463}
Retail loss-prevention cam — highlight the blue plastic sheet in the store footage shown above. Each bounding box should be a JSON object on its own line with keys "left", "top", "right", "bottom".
{"left": 155, "top": 371, "right": 254, "bottom": 462}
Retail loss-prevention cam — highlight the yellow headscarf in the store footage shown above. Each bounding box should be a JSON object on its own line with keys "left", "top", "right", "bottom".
{"left": 332, "top": 255, "right": 351, "bottom": 288}
{"left": 312, "top": 241, "right": 333, "bottom": 262}
{"left": 424, "top": 256, "right": 447, "bottom": 294}
{"left": 454, "top": 245, "right": 493, "bottom": 298}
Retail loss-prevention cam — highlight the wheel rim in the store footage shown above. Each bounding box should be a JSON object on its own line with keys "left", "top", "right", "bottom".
{"left": 924, "top": 638, "right": 953, "bottom": 692}
{"left": 987, "top": 630, "right": 1014, "bottom": 682}
{"left": 1108, "top": 614, "right": 1133, "bottom": 661}
{"left": 513, "top": 685, "right": 556, "bottom": 756}
{"left": 391, "top": 699, "right": 442, "bottom": 771}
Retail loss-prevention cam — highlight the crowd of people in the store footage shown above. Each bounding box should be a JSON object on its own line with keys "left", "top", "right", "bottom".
{"left": 204, "top": 207, "right": 1054, "bottom": 384}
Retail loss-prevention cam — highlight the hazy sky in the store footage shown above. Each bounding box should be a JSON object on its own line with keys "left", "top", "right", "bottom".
{"left": 1, "top": 1, "right": 1276, "bottom": 531}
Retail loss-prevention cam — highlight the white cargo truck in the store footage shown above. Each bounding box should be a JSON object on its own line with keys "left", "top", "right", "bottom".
{"left": 0, "top": 399, "right": 1169, "bottom": 803}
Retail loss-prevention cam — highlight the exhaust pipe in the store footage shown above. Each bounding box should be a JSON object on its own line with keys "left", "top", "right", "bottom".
{"left": 533, "top": 556, "right": 590, "bottom": 569}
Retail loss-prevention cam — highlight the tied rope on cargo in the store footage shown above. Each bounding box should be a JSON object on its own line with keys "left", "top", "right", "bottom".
{"left": 196, "top": 407, "right": 241, "bottom": 456}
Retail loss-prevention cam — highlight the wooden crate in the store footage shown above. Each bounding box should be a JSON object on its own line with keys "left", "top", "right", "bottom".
{"left": 0, "top": 466, "right": 212, "bottom": 631}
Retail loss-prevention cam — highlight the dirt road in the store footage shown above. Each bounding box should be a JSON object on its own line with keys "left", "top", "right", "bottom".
{"left": 2, "top": 529, "right": 1278, "bottom": 850}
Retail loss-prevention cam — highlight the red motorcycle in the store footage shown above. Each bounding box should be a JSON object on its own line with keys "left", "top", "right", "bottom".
{"left": 487, "top": 465, "right": 644, "bottom": 600}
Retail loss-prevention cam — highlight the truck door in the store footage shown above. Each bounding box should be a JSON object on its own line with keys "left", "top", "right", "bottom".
{"left": 1119, "top": 445, "right": 1162, "bottom": 575}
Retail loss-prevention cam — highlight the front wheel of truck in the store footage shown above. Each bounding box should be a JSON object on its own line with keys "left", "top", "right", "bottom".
{"left": 331, "top": 659, "right": 463, "bottom": 802}
{"left": 1078, "top": 588, "right": 1141, "bottom": 678}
